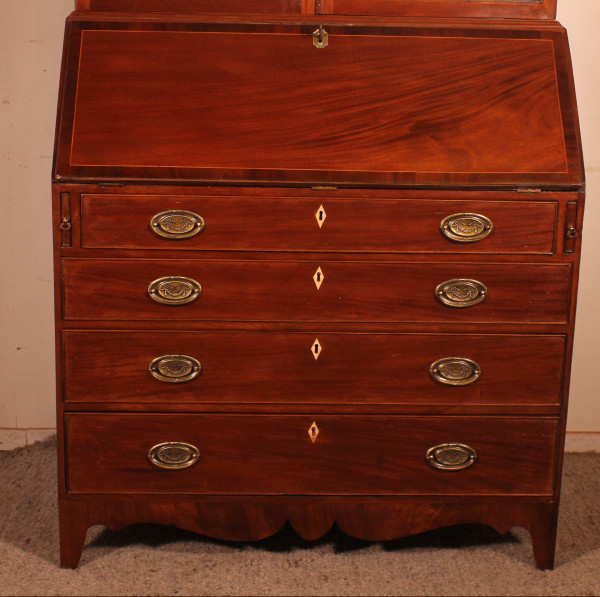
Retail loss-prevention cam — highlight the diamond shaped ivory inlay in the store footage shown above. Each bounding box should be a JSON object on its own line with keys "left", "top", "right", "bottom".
{"left": 315, "top": 205, "right": 326, "bottom": 228}
{"left": 313, "top": 266, "right": 324, "bottom": 290}
{"left": 308, "top": 421, "right": 319, "bottom": 443}
{"left": 311, "top": 338, "right": 322, "bottom": 361}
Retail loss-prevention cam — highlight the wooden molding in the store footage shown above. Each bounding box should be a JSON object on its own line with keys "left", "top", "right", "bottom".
{"left": 75, "top": 0, "right": 557, "bottom": 19}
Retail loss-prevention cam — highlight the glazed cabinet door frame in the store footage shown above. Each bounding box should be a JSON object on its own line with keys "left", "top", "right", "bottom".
{"left": 318, "top": 0, "right": 557, "bottom": 19}
{"left": 74, "top": 0, "right": 557, "bottom": 19}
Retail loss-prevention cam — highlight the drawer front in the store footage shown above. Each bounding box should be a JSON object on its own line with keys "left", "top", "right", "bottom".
{"left": 65, "top": 414, "right": 558, "bottom": 495}
{"left": 64, "top": 331, "right": 565, "bottom": 406}
{"left": 62, "top": 259, "right": 571, "bottom": 324}
{"left": 81, "top": 195, "right": 557, "bottom": 254}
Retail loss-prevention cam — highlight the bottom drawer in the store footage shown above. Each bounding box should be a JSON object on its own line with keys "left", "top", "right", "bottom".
{"left": 66, "top": 415, "right": 558, "bottom": 496}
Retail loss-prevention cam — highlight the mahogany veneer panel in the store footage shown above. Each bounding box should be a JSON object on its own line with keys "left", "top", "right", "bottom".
{"left": 63, "top": 331, "right": 565, "bottom": 406}
{"left": 65, "top": 414, "right": 558, "bottom": 495}
{"left": 62, "top": 259, "right": 571, "bottom": 324}
{"left": 76, "top": 0, "right": 556, "bottom": 18}
{"left": 53, "top": 0, "right": 585, "bottom": 570}
{"left": 81, "top": 195, "right": 557, "bottom": 254}
{"left": 77, "top": 0, "right": 307, "bottom": 13}
{"left": 322, "top": 0, "right": 557, "bottom": 19}
{"left": 55, "top": 23, "right": 580, "bottom": 187}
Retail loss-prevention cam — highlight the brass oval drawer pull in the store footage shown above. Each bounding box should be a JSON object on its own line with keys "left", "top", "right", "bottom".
{"left": 429, "top": 357, "right": 481, "bottom": 386}
{"left": 150, "top": 210, "right": 205, "bottom": 240}
{"left": 426, "top": 443, "right": 477, "bottom": 471}
{"left": 435, "top": 278, "right": 487, "bottom": 308}
{"left": 148, "top": 442, "right": 200, "bottom": 470}
{"left": 149, "top": 355, "right": 202, "bottom": 383}
{"left": 148, "top": 276, "right": 202, "bottom": 306}
{"left": 440, "top": 213, "right": 493, "bottom": 243}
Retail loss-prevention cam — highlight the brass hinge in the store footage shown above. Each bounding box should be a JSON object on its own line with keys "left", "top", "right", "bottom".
{"left": 517, "top": 188, "right": 542, "bottom": 193}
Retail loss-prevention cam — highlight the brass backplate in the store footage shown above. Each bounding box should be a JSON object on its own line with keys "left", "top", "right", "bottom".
{"left": 150, "top": 210, "right": 205, "bottom": 240}
{"left": 429, "top": 357, "right": 481, "bottom": 387}
{"left": 148, "top": 276, "right": 202, "bottom": 306}
{"left": 148, "top": 442, "right": 200, "bottom": 470}
{"left": 435, "top": 278, "right": 487, "bottom": 308}
{"left": 426, "top": 443, "right": 477, "bottom": 471}
{"left": 440, "top": 213, "right": 493, "bottom": 243}
{"left": 149, "top": 355, "right": 202, "bottom": 383}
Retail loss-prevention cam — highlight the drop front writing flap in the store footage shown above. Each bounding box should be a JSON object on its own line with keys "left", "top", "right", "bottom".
{"left": 54, "top": 19, "right": 582, "bottom": 188}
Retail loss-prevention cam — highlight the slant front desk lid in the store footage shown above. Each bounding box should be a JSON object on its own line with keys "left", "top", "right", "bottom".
{"left": 54, "top": 19, "right": 582, "bottom": 188}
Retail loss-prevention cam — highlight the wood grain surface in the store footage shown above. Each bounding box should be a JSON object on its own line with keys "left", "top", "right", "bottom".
{"left": 76, "top": 0, "right": 307, "bottom": 13}
{"left": 75, "top": 0, "right": 556, "bottom": 19}
{"left": 54, "top": 22, "right": 581, "bottom": 187}
{"left": 80, "top": 194, "right": 558, "bottom": 254}
{"left": 320, "top": 0, "right": 557, "bottom": 19}
{"left": 65, "top": 414, "right": 558, "bottom": 495}
{"left": 52, "top": 0, "right": 581, "bottom": 572}
{"left": 58, "top": 497, "right": 559, "bottom": 569}
{"left": 63, "top": 331, "right": 565, "bottom": 406}
{"left": 61, "top": 258, "right": 572, "bottom": 324}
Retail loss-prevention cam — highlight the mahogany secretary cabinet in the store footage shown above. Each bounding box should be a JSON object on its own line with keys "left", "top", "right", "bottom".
{"left": 52, "top": 0, "right": 584, "bottom": 569}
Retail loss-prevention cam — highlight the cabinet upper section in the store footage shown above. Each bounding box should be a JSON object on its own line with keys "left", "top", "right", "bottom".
{"left": 75, "top": 0, "right": 557, "bottom": 20}
{"left": 54, "top": 17, "right": 583, "bottom": 188}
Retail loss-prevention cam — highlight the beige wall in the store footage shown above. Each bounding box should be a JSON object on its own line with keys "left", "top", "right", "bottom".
{"left": 0, "top": 1, "right": 598, "bottom": 438}
{"left": 558, "top": 1, "right": 600, "bottom": 432}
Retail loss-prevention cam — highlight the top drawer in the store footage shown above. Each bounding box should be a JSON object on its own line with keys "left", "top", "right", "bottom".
{"left": 80, "top": 195, "right": 557, "bottom": 254}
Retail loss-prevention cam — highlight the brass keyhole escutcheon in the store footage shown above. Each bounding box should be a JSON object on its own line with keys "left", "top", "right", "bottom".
{"left": 308, "top": 422, "right": 319, "bottom": 443}
{"left": 313, "top": 26, "right": 328, "bottom": 49}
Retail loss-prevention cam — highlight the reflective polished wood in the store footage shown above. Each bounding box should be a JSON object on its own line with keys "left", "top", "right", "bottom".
{"left": 53, "top": 0, "right": 584, "bottom": 571}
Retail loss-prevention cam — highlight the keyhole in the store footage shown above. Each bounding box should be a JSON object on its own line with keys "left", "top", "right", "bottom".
{"left": 315, "top": 205, "right": 326, "bottom": 228}
{"left": 311, "top": 338, "right": 322, "bottom": 360}
{"left": 317, "top": 272, "right": 321, "bottom": 282}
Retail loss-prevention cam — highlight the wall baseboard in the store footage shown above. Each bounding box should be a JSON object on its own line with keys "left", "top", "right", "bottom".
{"left": 1, "top": 428, "right": 599, "bottom": 452}
{"left": 0, "top": 428, "right": 55, "bottom": 450}
{"left": 564, "top": 432, "right": 600, "bottom": 453}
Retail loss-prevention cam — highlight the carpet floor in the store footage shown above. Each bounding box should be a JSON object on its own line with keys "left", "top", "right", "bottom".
{"left": 0, "top": 438, "right": 598, "bottom": 596}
